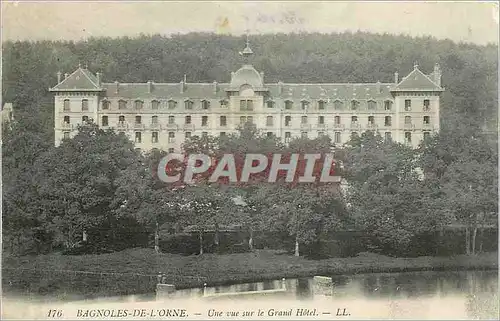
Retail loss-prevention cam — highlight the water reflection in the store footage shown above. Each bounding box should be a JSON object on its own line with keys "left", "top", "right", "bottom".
{"left": 170, "top": 270, "right": 498, "bottom": 318}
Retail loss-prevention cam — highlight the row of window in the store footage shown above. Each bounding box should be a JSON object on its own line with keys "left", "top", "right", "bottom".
{"left": 62, "top": 114, "right": 432, "bottom": 128}
{"left": 61, "top": 98, "right": 432, "bottom": 112}
{"left": 63, "top": 129, "right": 428, "bottom": 146}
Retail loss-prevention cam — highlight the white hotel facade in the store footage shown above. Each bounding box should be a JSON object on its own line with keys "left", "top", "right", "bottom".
{"left": 50, "top": 41, "right": 443, "bottom": 152}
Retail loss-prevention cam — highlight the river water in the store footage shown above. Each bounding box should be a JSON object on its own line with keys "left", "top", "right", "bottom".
{"left": 3, "top": 270, "right": 498, "bottom": 320}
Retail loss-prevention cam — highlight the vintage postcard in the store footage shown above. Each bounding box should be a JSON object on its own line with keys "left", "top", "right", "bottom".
{"left": 1, "top": 1, "right": 498, "bottom": 320}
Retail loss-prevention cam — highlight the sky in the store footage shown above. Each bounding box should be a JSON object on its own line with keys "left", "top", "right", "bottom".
{"left": 2, "top": 1, "right": 499, "bottom": 45}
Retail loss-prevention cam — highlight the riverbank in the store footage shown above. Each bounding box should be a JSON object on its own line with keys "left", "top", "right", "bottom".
{"left": 2, "top": 249, "right": 497, "bottom": 300}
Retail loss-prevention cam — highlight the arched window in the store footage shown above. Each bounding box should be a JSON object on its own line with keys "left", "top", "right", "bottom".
{"left": 239, "top": 84, "right": 254, "bottom": 97}
{"left": 367, "top": 100, "right": 377, "bottom": 110}
{"left": 184, "top": 100, "right": 193, "bottom": 110}
{"left": 102, "top": 100, "right": 110, "bottom": 110}
{"left": 134, "top": 100, "right": 143, "bottom": 110}
{"left": 63, "top": 99, "right": 70, "bottom": 111}
{"left": 168, "top": 100, "right": 177, "bottom": 109}
{"left": 151, "top": 100, "right": 160, "bottom": 109}
{"left": 118, "top": 100, "right": 127, "bottom": 110}
{"left": 201, "top": 100, "right": 210, "bottom": 110}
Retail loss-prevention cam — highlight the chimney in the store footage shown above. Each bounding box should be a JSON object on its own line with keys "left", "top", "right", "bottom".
{"left": 57, "top": 71, "right": 62, "bottom": 83}
{"left": 394, "top": 71, "right": 399, "bottom": 84}
{"left": 433, "top": 63, "right": 441, "bottom": 86}
{"left": 213, "top": 81, "right": 217, "bottom": 94}
{"left": 180, "top": 81, "right": 185, "bottom": 94}
{"left": 278, "top": 81, "right": 283, "bottom": 95}
{"left": 376, "top": 81, "right": 381, "bottom": 93}
{"left": 114, "top": 81, "right": 119, "bottom": 94}
{"left": 96, "top": 72, "right": 101, "bottom": 86}
{"left": 64, "top": 73, "right": 69, "bottom": 79}
{"left": 147, "top": 80, "right": 153, "bottom": 93}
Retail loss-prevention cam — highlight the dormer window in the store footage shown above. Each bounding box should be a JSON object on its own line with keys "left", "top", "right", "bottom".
{"left": 318, "top": 100, "right": 326, "bottom": 110}
{"left": 134, "top": 100, "right": 143, "bottom": 110}
{"left": 151, "top": 100, "right": 160, "bottom": 110}
{"left": 82, "top": 99, "right": 89, "bottom": 111}
{"left": 168, "top": 100, "right": 177, "bottom": 109}
{"left": 384, "top": 100, "right": 393, "bottom": 111}
{"left": 220, "top": 99, "right": 228, "bottom": 108}
{"left": 184, "top": 100, "right": 193, "bottom": 110}
{"left": 102, "top": 100, "right": 110, "bottom": 110}
{"left": 301, "top": 100, "right": 309, "bottom": 110}
{"left": 367, "top": 100, "right": 376, "bottom": 110}
{"left": 351, "top": 100, "right": 359, "bottom": 110}
{"left": 285, "top": 100, "right": 293, "bottom": 110}
{"left": 201, "top": 100, "right": 210, "bottom": 110}
{"left": 334, "top": 100, "right": 343, "bottom": 110}
{"left": 118, "top": 100, "right": 127, "bottom": 110}
{"left": 240, "top": 99, "right": 253, "bottom": 111}
{"left": 267, "top": 100, "right": 275, "bottom": 108}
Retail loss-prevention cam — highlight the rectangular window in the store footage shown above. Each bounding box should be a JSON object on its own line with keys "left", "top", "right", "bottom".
{"left": 385, "top": 116, "right": 392, "bottom": 126}
{"left": 220, "top": 116, "right": 227, "bottom": 126}
{"left": 63, "top": 116, "right": 70, "bottom": 124}
{"left": 404, "top": 99, "right": 411, "bottom": 111}
{"left": 266, "top": 132, "right": 273, "bottom": 138}
{"left": 63, "top": 99, "right": 70, "bottom": 111}
{"left": 351, "top": 116, "right": 358, "bottom": 123}
{"left": 423, "top": 132, "right": 431, "bottom": 140}
{"left": 101, "top": 116, "right": 108, "bottom": 126}
{"left": 266, "top": 116, "right": 273, "bottom": 126}
{"left": 185, "top": 132, "right": 192, "bottom": 139}
{"left": 267, "top": 101, "right": 274, "bottom": 108}
{"left": 202, "top": 116, "right": 208, "bottom": 126}
{"left": 168, "top": 100, "right": 177, "bottom": 109}
{"left": 240, "top": 100, "right": 253, "bottom": 111}
{"left": 135, "top": 116, "right": 142, "bottom": 124}
{"left": 301, "top": 101, "right": 309, "bottom": 110}
{"left": 301, "top": 116, "right": 308, "bottom": 124}
{"left": 168, "top": 116, "right": 175, "bottom": 124}
{"left": 334, "top": 116, "right": 341, "bottom": 125}
{"left": 384, "top": 101, "right": 392, "bottom": 111}
{"left": 385, "top": 132, "right": 392, "bottom": 142}
{"left": 334, "top": 101, "right": 343, "bottom": 110}
{"left": 151, "top": 100, "right": 160, "bottom": 109}
{"left": 405, "top": 116, "right": 412, "bottom": 124}
{"left": 185, "top": 115, "right": 192, "bottom": 124}
{"left": 318, "top": 101, "right": 326, "bottom": 110}
{"left": 220, "top": 100, "right": 228, "bottom": 108}
{"left": 135, "top": 132, "right": 142, "bottom": 143}
{"left": 63, "top": 132, "right": 70, "bottom": 140}
{"left": 285, "top": 116, "right": 291, "bottom": 126}
{"left": 168, "top": 131, "right": 175, "bottom": 143}
{"left": 184, "top": 100, "right": 193, "bottom": 110}
{"left": 119, "top": 115, "right": 125, "bottom": 123}
{"left": 202, "top": 100, "right": 210, "bottom": 110}
{"left": 240, "top": 116, "right": 246, "bottom": 124}
{"left": 367, "top": 100, "right": 376, "bottom": 110}
{"left": 82, "top": 116, "right": 89, "bottom": 123}
{"left": 82, "top": 99, "right": 89, "bottom": 111}
{"left": 318, "top": 116, "right": 325, "bottom": 125}
{"left": 423, "top": 116, "right": 430, "bottom": 124}
{"left": 405, "top": 131, "right": 412, "bottom": 143}
{"left": 351, "top": 101, "right": 359, "bottom": 110}
{"left": 368, "top": 116, "right": 374, "bottom": 124}
{"left": 152, "top": 116, "right": 158, "bottom": 124}
{"left": 152, "top": 132, "right": 159, "bottom": 143}
{"left": 102, "top": 101, "right": 110, "bottom": 110}
{"left": 220, "top": 132, "right": 226, "bottom": 137}
{"left": 301, "top": 131, "right": 308, "bottom": 139}
{"left": 423, "top": 99, "right": 430, "bottom": 111}
{"left": 247, "top": 116, "right": 253, "bottom": 123}
{"left": 285, "top": 132, "right": 291, "bottom": 143}
{"left": 334, "top": 132, "right": 341, "bottom": 143}
{"left": 285, "top": 101, "right": 293, "bottom": 110}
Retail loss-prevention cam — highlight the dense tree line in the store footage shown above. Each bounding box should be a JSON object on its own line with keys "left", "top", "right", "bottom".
{"left": 2, "top": 32, "right": 498, "bottom": 257}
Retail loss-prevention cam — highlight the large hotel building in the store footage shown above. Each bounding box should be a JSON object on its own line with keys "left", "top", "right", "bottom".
{"left": 50, "top": 41, "right": 443, "bottom": 152}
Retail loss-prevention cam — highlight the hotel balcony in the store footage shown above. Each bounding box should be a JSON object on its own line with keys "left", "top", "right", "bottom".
{"left": 134, "top": 123, "right": 145, "bottom": 130}
{"left": 116, "top": 121, "right": 128, "bottom": 129}
{"left": 150, "top": 123, "right": 162, "bottom": 130}
{"left": 300, "top": 123, "right": 311, "bottom": 130}
{"left": 366, "top": 123, "right": 378, "bottom": 130}
{"left": 183, "top": 123, "right": 195, "bottom": 131}
{"left": 165, "top": 123, "right": 178, "bottom": 130}
{"left": 403, "top": 123, "right": 416, "bottom": 130}
{"left": 61, "top": 122, "right": 74, "bottom": 130}
{"left": 317, "top": 123, "right": 326, "bottom": 129}
{"left": 350, "top": 122, "right": 361, "bottom": 129}
{"left": 422, "top": 123, "right": 432, "bottom": 130}
{"left": 331, "top": 123, "right": 344, "bottom": 130}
